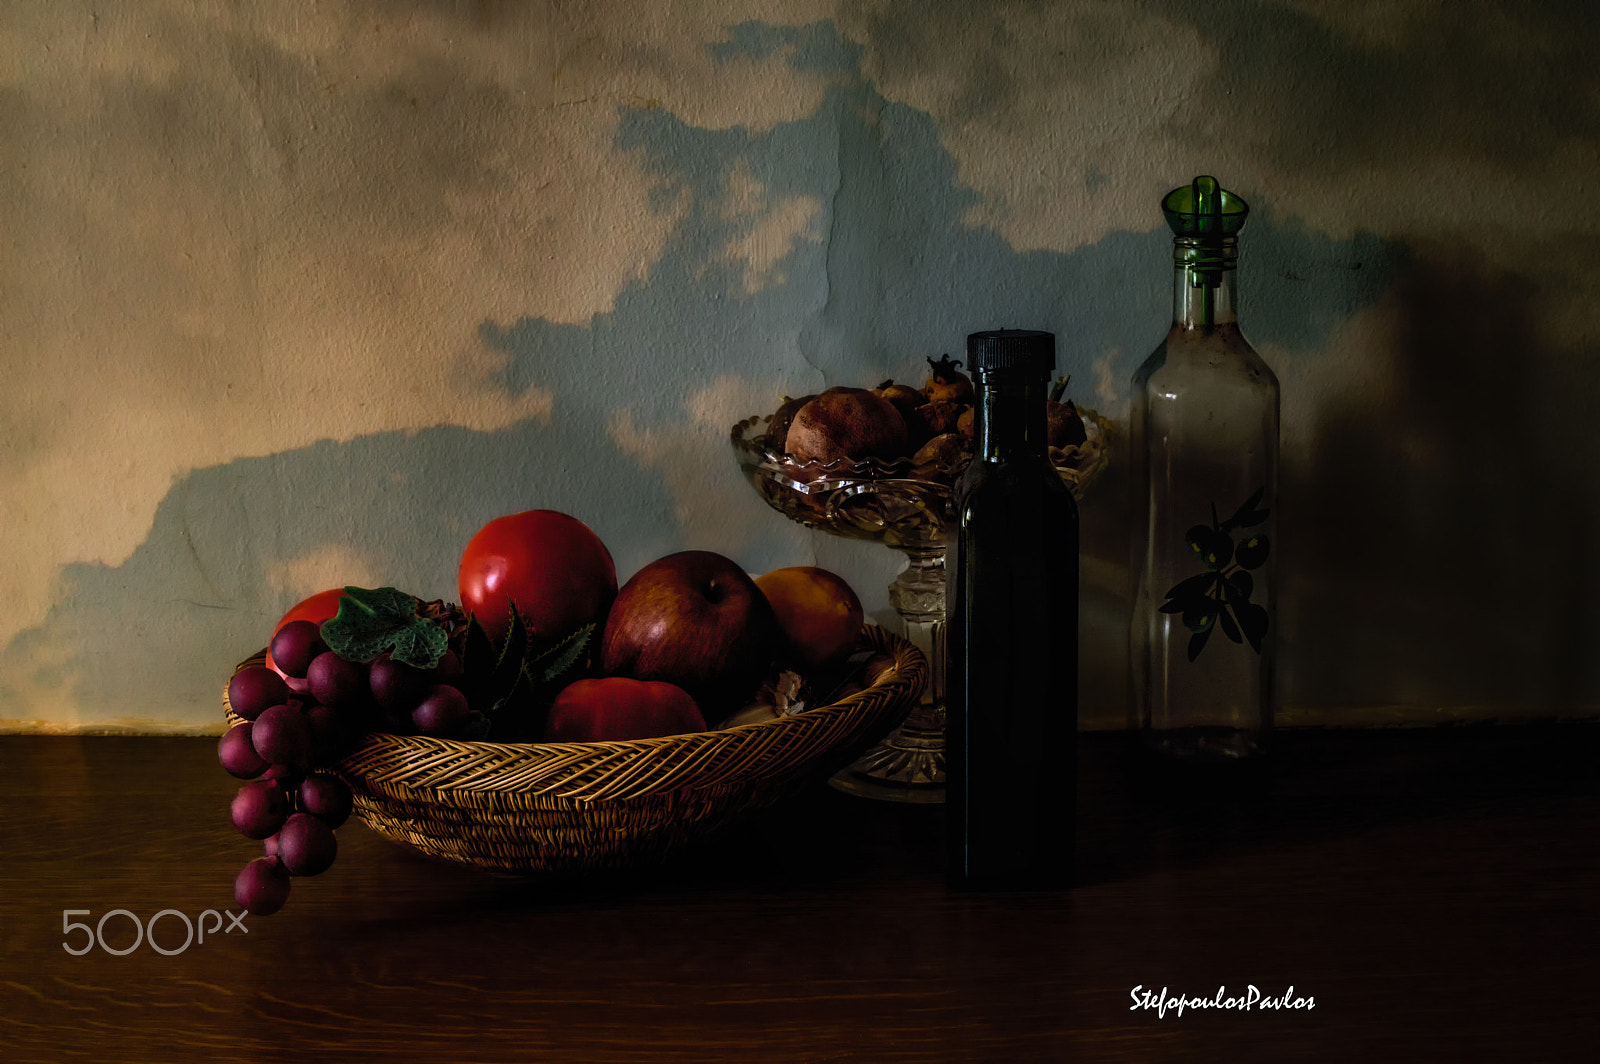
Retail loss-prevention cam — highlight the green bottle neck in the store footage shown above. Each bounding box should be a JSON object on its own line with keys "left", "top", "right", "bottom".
{"left": 1172, "top": 236, "right": 1239, "bottom": 329}
{"left": 974, "top": 376, "right": 1050, "bottom": 460}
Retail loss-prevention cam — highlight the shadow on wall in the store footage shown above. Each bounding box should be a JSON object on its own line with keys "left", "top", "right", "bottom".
{"left": 1, "top": 20, "right": 1411, "bottom": 728}
{"left": 1284, "top": 246, "right": 1600, "bottom": 716}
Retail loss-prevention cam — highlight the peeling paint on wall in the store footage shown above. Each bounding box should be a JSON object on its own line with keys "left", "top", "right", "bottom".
{"left": 3, "top": 2, "right": 1597, "bottom": 730}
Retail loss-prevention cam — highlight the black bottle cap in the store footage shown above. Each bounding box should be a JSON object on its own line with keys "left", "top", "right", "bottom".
{"left": 967, "top": 329, "right": 1055, "bottom": 377}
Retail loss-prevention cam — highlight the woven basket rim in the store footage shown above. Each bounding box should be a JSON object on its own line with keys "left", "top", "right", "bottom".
{"left": 224, "top": 623, "right": 925, "bottom": 796}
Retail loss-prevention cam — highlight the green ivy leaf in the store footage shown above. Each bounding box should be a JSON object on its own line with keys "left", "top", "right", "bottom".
{"left": 318, "top": 586, "right": 447, "bottom": 669}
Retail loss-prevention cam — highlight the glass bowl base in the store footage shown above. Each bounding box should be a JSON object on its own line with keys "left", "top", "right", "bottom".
{"left": 827, "top": 705, "right": 946, "bottom": 803}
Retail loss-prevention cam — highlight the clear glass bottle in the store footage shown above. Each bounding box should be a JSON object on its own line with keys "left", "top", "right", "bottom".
{"left": 1129, "top": 176, "right": 1279, "bottom": 760}
{"left": 948, "top": 329, "right": 1079, "bottom": 888}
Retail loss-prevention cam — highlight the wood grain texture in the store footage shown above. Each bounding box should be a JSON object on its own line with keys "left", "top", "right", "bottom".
{"left": 2, "top": 726, "right": 1597, "bottom": 1062}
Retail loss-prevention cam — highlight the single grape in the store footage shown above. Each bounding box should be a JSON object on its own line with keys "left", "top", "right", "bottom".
{"left": 277, "top": 812, "right": 338, "bottom": 877}
{"left": 218, "top": 723, "right": 268, "bottom": 780}
{"left": 227, "top": 665, "right": 290, "bottom": 722}
{"left": 252, "top": 703, "right": 312, "bottom": 767}
{"left": 235, "top": 856, "right": 291, "bottom": 916}
{"left": 308, "top": 651, "right": 370, "bottom": 711}
{"left": 299, "top": 774, "right": 354, "bottom": 829}
{"left": 431, "top": 649, "right": 465, "bottom": 690}
{"left": 413, "top": 684, "right": 471, "bottom": 738}
{"left": 369, "top": 653, "right": 429, "bottom": 714}
{"left": 231, "top": 779, "right": 291, "bottom": 839}
{"left": 271, "top": 619, "right": 328, "bottom": 679}
{"left": 263, "top": 832, "right": 281, "bottom": 858}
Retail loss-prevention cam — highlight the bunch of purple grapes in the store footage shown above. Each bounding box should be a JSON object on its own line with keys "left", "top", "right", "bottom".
{"left": 220, "top": 617, "right": 470, "bottom": 915}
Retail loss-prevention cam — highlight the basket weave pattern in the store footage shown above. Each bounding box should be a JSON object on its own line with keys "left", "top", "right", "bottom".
{"left": 225, "top": 625, "right": 925, "bottom": 876}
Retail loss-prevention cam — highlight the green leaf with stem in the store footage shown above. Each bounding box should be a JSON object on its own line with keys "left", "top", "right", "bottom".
{"left": 319, "top": 586, "right": 446, "bottom": 669}
{"left": 532, "top": 623, "right": 594, "bottom": 685}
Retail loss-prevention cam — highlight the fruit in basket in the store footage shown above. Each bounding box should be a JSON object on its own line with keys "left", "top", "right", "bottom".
{"left": 226, "top": 665, "right": 290, "bottom": 722}
{"left": 783, "top": 387, "right": 909, "bottom": 463}
{"left": 251, "top": 703, "right": 313, "bottom": 767}
{"left": 218, "top": 722, "right": 269, "bottom": 779}
{"left": 235, "top": 856, "right": 291, "bottom": 916}
{"left": 298, "top": 774, "right": 353, "bottom": 829}
{"left": 270, "top": 620, "right": 328, "bottom": 679}
{"left": 923, "top": 354, "right": 974, "bottom": 404}
{"left": 222, "top": 587, "right": 472, "bottom": 916}
{"left": 369, "top": 652, "right": 430, "bottom": 715}
{"left": 546, "top": 677, "right": 706, "bottom": 741}
{"left": 600, "top": 550, "right": 780, "bottom": 723}
{"left": 754, "top": 566, "right": 864, "bottom": 672}
{"left": 307, "top": 650, "right": 370, "bottom": 710}
{"left": 458, "top": 509, "right": 618, "bottom": 646}
{"left": 231, "top": 779, "right": 292, "bottom": 840}
{"left": 412, "top": 684, "right": 471, "bottom": 737}
{"left": 266, "top": 589, "right": 344, "bottom": 676}
{"left": 276, "top": 812, "right": 338, "bottom": 877}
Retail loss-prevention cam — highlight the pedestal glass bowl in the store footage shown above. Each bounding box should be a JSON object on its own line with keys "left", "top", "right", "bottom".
{"left": 731, "top": 410, "right": 1111, "bottom": 802}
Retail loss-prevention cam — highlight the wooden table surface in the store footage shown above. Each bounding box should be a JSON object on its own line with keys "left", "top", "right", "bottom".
{"left": 2, "top": 724, "right": 1597, "bottom": 1063}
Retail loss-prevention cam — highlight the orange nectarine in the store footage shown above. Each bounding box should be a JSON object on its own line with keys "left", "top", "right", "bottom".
{"left": 754, "top": 566, "right": 865, "bottom": 672}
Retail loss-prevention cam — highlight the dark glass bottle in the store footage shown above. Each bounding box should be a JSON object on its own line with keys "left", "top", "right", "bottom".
{"left": 1129, "top": 176, "right": 1279, "bottom": 760}
{"left": 947, "top": 329, "right": 1080, "bottom": 889}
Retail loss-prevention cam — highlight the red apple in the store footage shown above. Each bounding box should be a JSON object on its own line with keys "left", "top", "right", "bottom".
{"left": 599, "top": 550, "right": 779, "bottom": 722}
{"left": 546, "top": 677, "right": 706, "bottom": 742}
{"left": 458, "top": 510, "right": 618, "bottom": 645}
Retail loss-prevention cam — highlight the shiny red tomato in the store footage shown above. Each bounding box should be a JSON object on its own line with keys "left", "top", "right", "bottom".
{"left": 457, "top": 510, "right": 618, "bottom": 645}
{"left": 545, "top": 677, "right": 705, "bottom": 742}
{"left": 265, "top": 588, "right": 345, "bottom": 676}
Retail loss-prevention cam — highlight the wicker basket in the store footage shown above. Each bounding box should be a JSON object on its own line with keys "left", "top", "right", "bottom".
{"left": 224, "top": 625, "right": 925, "bottom": 876}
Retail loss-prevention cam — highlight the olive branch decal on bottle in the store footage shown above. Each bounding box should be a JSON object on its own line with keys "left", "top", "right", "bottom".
{"left": 1160, "top": 487, "right": 1270, "bottom": 662}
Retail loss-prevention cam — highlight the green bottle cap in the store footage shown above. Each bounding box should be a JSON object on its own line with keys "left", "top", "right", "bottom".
{"left": 1162, "top": 175, "right": 1249, "bottom": 239}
